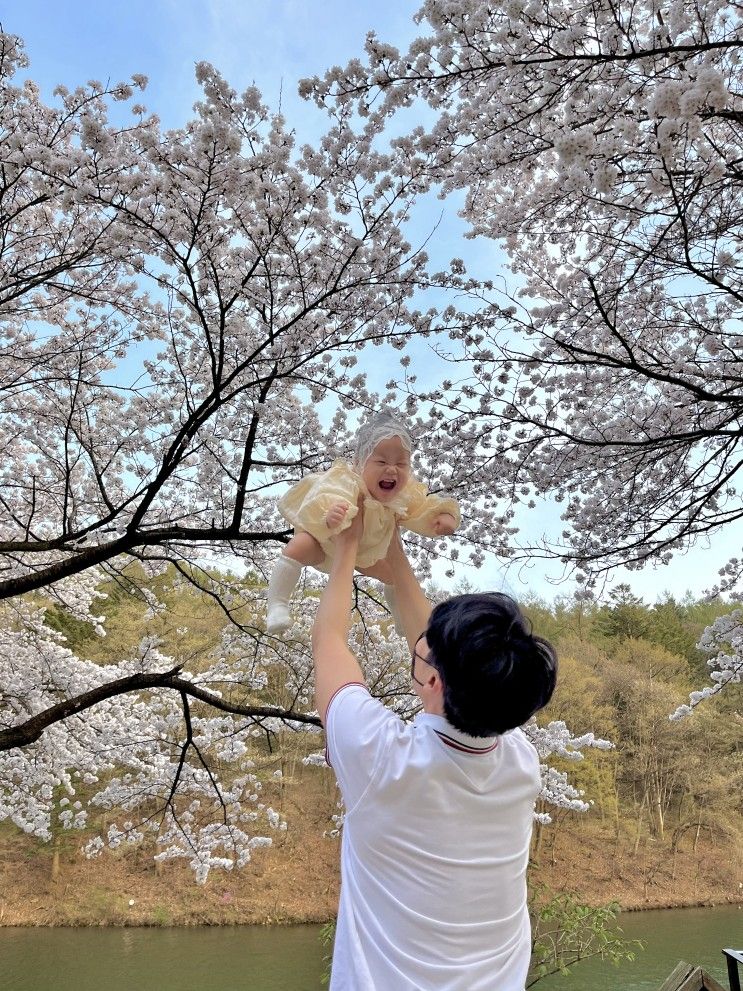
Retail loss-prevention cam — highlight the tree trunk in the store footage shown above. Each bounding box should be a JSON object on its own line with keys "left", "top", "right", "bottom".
{"left": 51, "top": 836, "right": 61, "bottom": 881}
{"left": 655, "top": 794, "right": 665, "bottom": 840}
{"left": 633, "top": 792, "right": 647, "bottom": 856}
{"left": 532, "top": 819, "right": 544, "bottom": 857}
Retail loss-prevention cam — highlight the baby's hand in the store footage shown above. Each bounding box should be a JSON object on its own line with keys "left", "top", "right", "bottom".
{"left": 326, "top": 502, "right": 350, "bottom": 529}
{"left": 433, "top": 512, "right": 456, "bottom": 537}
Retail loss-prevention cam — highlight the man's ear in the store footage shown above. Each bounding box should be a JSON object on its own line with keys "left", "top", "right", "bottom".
{"left": 428, "top": 669, "right": 444, "bottom": 697}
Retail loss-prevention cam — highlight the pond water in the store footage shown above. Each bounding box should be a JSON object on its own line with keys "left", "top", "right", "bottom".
{"left": 536, "top": 905, "right": 742, "bottom": 990}
{"left": 0, "top": 924, "right": 326, "bottom": 991}
{"left": 0, "top": 905, "right": 740, "bottom": 990}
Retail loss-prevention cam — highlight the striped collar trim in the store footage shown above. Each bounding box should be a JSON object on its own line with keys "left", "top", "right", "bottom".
{"left": 434, "top": 730, "right": 499, "bottom": 754}
{"left": 322, "top": 682, "right": 369, "bottom": 768}
{"left": 417, "top": 713, "right": 499, "bottom": 754}
{"left": 322, "top": 681, "right": 369, "bottom": 726}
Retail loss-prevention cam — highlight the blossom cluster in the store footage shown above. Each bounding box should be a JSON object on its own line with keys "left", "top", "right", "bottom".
{"left": 671, "top": 610, "right": 743, "bottom": 719}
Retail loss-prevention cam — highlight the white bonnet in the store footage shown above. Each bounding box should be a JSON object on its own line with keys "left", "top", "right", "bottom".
{"left": 354, "top": 409, "right": 413, "bottom": 466}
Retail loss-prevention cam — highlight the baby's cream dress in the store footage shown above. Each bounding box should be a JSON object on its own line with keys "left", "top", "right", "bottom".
{"left": 278, "top": 460, "right": 461, "bottom": 569}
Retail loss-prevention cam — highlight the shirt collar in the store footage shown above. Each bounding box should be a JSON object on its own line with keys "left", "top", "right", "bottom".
{"left": 415, "top": 712, "right": 499, "bottom": 754}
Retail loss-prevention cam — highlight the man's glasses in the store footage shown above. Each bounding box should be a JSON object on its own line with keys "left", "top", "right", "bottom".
{"left": 411, "top": 634, "right": 432, "bottom": 686}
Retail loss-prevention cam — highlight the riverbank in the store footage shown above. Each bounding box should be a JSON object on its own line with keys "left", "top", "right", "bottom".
{"left": 1, "top": 767, "right": 741, "bottom": 927}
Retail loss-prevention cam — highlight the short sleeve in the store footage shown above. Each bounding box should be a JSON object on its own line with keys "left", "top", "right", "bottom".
{"left": 325, "top": 684, "right": 398, "bottom": 813}
{"left": 400, "top": 480, "right": 462, "bottom": 537}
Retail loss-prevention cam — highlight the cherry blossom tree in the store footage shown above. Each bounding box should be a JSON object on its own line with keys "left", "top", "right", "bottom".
{"left": 0, "top": 30, "right": 603, "bottom": 880}
{"left": 304, "top": 0, "right": 743, "bottom": 709}
{"left": 1, "top": 32, "right": 485, "bottom": 601}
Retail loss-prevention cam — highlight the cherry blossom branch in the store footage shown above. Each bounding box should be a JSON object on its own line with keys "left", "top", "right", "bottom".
{"left": 0, "top": 667, "right": 320, "bottom": 752}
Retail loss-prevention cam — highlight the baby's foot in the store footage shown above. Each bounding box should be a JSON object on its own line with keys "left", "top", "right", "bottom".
{"left": 267, "top": 604, "right": 292, "bottom": 635}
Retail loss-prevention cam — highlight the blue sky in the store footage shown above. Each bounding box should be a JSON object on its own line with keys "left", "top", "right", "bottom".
{"left": 5, "top": 0, "right": 737, "bottom": 605}
{"left": 6, "top": 0, "right": 419, "bottom": 133}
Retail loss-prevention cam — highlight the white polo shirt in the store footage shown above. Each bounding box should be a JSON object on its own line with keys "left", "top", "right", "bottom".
{"left": 325, "top": 683, "right": 540, "bottom": 991}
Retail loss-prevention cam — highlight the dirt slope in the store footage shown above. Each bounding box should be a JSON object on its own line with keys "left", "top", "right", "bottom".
{"left": 1, "top": 768, "right": 741, "bottom": 926}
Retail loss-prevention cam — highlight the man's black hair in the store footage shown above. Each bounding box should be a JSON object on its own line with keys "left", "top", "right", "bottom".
{"left": 425, "top": 592, "right": 557, "bottom": 737}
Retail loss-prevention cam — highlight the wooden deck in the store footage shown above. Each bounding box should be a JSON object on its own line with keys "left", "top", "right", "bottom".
{"left": 657, "top": 961, "right": 728, "bottom": 991}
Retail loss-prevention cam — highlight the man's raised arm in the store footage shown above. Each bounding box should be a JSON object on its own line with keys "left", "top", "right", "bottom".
{"left": 384, "top": 527, "right": 433, "bottom": 652}
{"left": 311, "top": 504, "right": 366, "bottom": 723}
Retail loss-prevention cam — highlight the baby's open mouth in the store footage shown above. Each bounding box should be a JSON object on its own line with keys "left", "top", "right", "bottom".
{"left": 379, "top": 480, "right": 396, "bottom": 491}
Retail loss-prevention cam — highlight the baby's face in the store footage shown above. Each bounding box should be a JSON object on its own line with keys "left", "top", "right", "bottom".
{"left": 361, "top": 436, "right": 411, "bottom": 502}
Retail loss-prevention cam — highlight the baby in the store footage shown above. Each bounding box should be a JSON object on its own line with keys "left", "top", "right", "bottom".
{"left": 266, "top": 410, "right": 461, "bottom": 634}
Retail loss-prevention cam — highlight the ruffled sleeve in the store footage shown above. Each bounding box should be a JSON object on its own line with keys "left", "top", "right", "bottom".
{"left": 278, "top": 461, "right": 361, "bottom": 545}
{"left": 398, "top": 479, "right": 462, "bottom": 537}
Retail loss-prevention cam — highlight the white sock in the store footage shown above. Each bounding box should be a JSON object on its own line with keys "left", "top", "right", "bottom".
{"left": 383, "top": 584, "right": 406, "bottom": 637}
{"left": 266, "top": 556, "right": 302, "bottom": 634}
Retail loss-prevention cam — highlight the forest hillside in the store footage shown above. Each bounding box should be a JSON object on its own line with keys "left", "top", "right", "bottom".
{"left": 1, "top": 572, "right": 741, "bottom": 925}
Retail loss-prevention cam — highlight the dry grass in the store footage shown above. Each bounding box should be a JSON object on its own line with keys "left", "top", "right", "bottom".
{"left": 1, "top": 772, "right": 741, "bottom": 927}
{"left": 0, "top": 766, "right": 341, "bottom": 927}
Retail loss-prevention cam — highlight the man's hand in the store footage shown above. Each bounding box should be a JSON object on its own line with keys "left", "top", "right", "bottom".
{"left": 313, "top": 496, "right": 366, "bottom": 721}
{"left": 384, "top": 522, "right": 405, "bottom": 566}
{"left": 432, "top": 512, "right": 456, "bottom": 537}
{"left": 335, "top": 497, "right": 364, "bottom": 546}
{"left": 380, "top": 522, "right": 432, "bottom": 649}
{"left": 325, "top": 501, "right": 349, "bottom": 529}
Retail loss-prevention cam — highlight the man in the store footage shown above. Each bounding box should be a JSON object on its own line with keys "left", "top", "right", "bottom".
{"left": 312, "top": 505, "right": 557, "bottom": 990}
